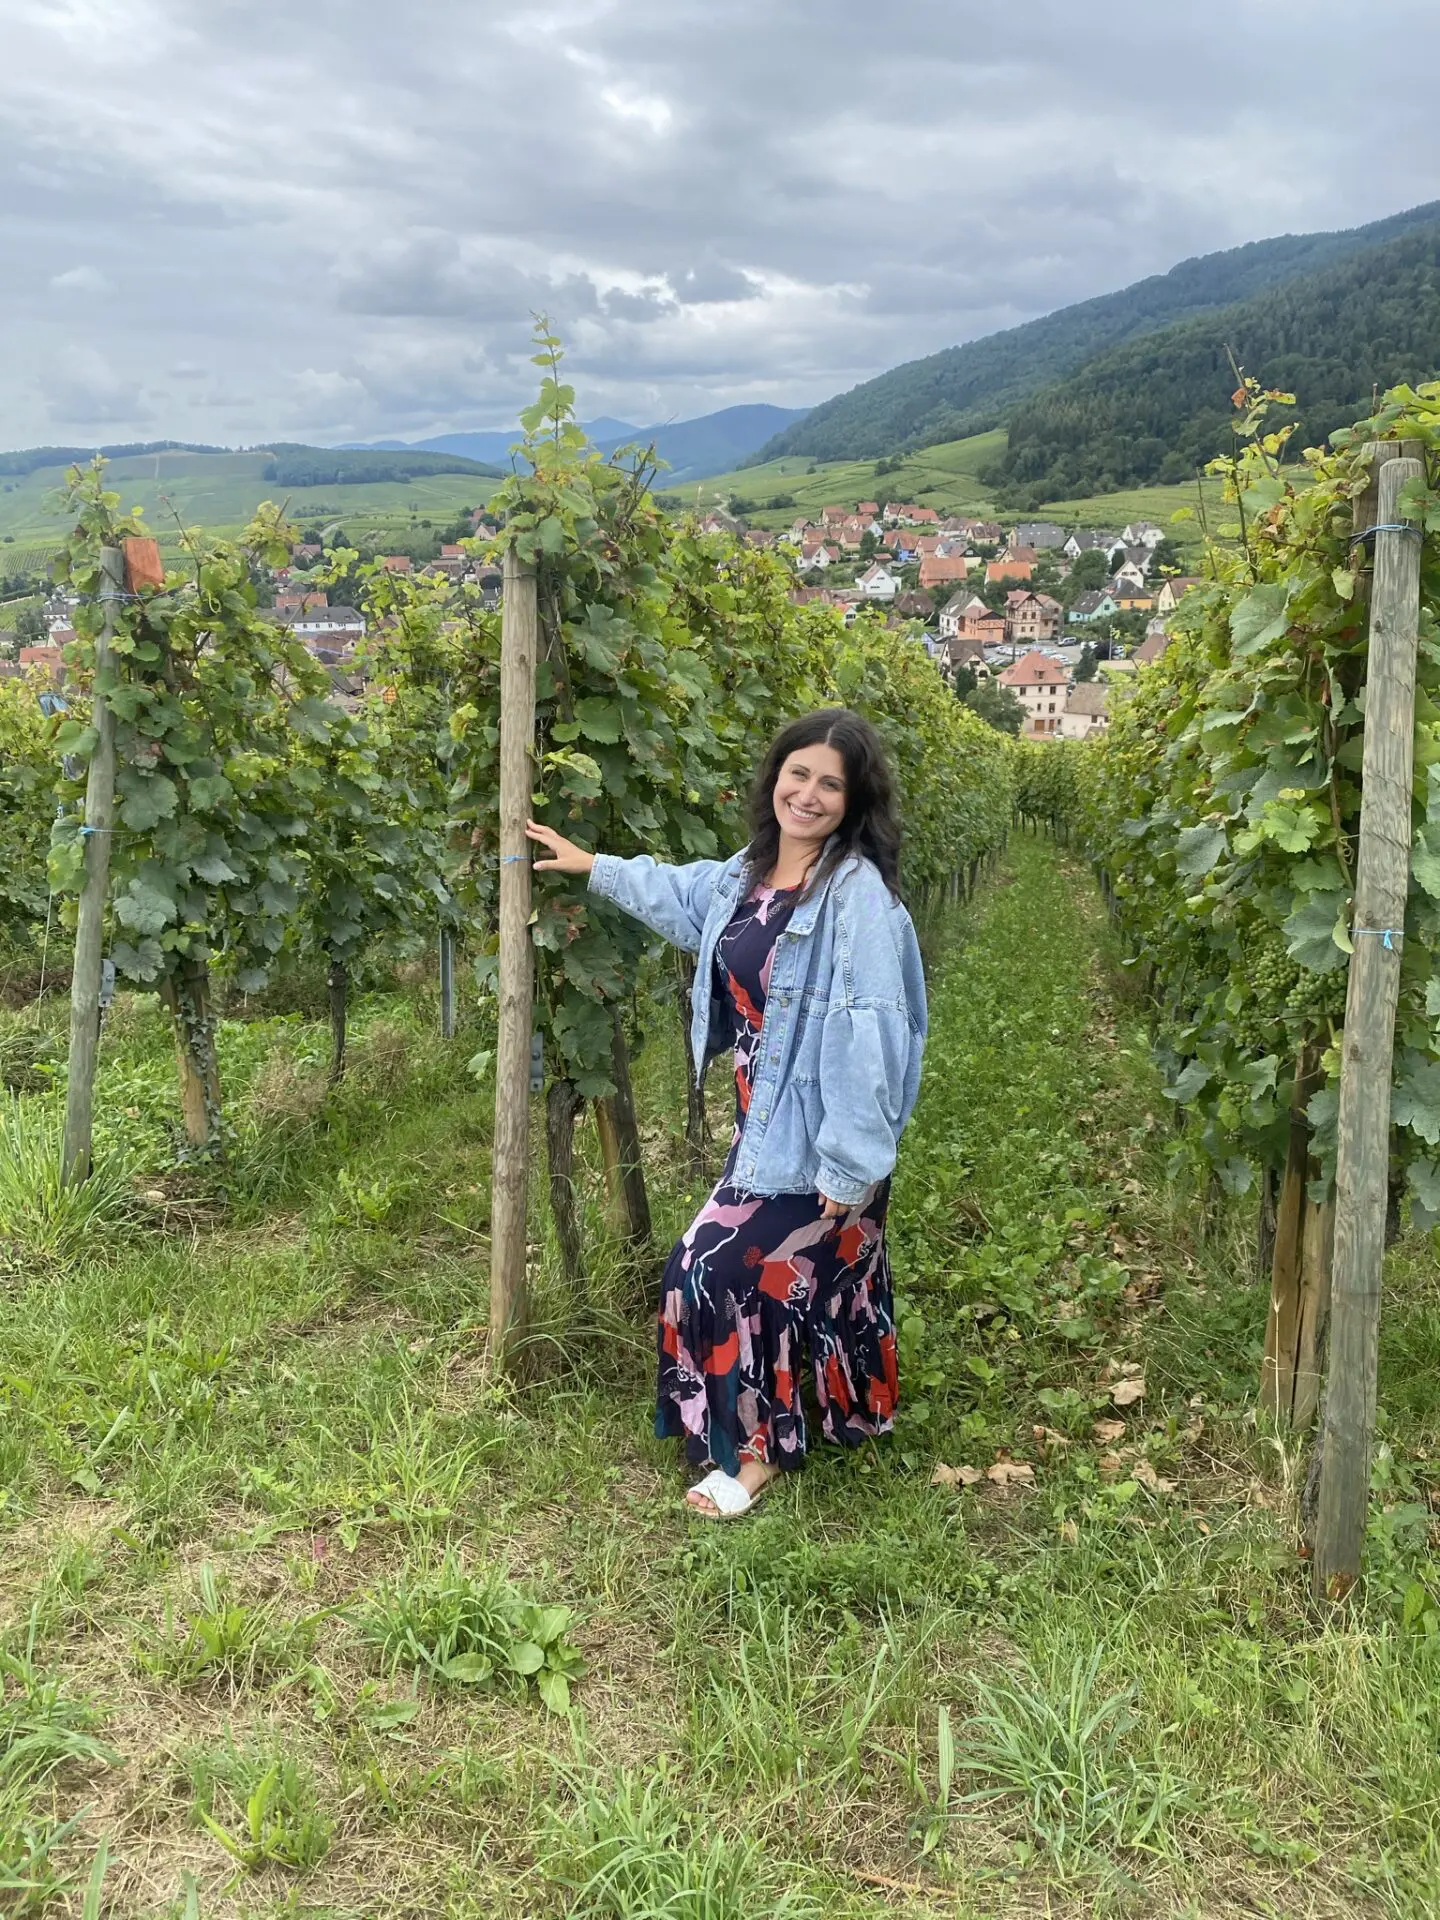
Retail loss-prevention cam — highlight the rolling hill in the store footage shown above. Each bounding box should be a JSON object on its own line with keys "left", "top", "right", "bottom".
{"left": 757, "top": 200, "right": 1440, "bottom": 464}
{"left": 672, "top": 429, "right": 1006, "bottom": 529}
{"left": 0, "top": 446, "right": 502, "bottom": 559}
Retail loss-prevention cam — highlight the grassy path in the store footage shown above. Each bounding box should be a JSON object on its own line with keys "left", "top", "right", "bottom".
{"left": 1, "top": 838, "right": 1437, "bottom": 1917}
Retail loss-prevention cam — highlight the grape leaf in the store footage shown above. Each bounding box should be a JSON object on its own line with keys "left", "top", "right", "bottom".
{"left": 1174, "top": 824, "right": 1228, "bottom": 879}
{"left": 1230, "top": 584, "right": 1291, "bottom": 656}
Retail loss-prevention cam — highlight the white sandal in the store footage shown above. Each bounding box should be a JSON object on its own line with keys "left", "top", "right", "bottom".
{"left": 685, "top": 1468, "right": 773, "bottom": 1520}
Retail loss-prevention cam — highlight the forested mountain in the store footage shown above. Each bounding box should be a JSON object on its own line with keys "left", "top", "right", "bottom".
{"left": 344, "top": 404, "right": 808, "bottom": 485}
{"left": 995, "top": 224, "right": 1440, "bottom": 502}
{"left": 593, "top": 405, "right": 809, "bottom": 483}
{"left": 756, "top": 201, "right": 1440, "bottom": 464}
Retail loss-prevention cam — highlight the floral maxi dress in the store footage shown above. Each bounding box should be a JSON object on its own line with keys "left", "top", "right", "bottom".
{"left": 655, "top": 879, "right": 899, "bottom": 1477}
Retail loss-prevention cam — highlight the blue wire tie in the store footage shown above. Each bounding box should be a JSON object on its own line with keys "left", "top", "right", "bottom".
{"left": 502, "top": 853, "right": 528, "bottom": 864}
{"left": 1348, "top": 522, "right": 1422, "bottom": 548}
{"left": 1353, "top": 925, "right": 1403, "bottom": 950}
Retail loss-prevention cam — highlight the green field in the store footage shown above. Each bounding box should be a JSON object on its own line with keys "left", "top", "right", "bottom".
{"left": 1035, "top": 474, "right": 1230, "bottom": 537}
{"left": 2, "top": 836, "right": 1438, "bottom": 1915}
{"left": 0, "top": 450, "right": 502, "bottom": 559}
{"left": 674, "top": 430, "right": 1008, "bottom": 529}
{"left": 0, "top": 594, "right": 43, "bottom": 634}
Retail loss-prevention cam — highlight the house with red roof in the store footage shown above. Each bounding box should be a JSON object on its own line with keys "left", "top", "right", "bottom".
{"left": 920, "top": 554, "right": 974, "bottom": 590}
{"left": 999, "top": 649, "right": 1069, "bottom": 737}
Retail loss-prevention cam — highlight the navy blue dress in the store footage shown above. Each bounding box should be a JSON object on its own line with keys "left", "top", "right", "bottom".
{"left": 654, "top": 880, "right": 898, "bottom": 1476}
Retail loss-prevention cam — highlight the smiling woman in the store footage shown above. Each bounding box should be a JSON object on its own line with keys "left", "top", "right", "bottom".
{"left": 524, "top": 707, "right": 926, "bottom": 1520}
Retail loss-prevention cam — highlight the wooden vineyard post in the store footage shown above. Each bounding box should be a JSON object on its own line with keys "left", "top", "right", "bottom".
{"left": 61, "top": 545, "right": 124, "bottom": 1185}
{"left": 488, "top": 550, "right": 539, "bottom": 1375}
{"left": 1312, "top": 455, "right": 1424, "bottom": 1600}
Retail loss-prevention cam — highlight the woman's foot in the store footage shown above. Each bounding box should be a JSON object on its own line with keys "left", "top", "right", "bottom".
{"left": 685, "top": 1455, "right": 779, "bottom": 1516}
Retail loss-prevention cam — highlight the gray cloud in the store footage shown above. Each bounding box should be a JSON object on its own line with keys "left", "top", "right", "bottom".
{"left": 0, "top": 0, "right": 1437, "bottom": 446}
{"left": 39, "top": 347, "right": 151, "bottom": 425}
{"left": 672, "top": 262, "right": 761, "bottom": 305}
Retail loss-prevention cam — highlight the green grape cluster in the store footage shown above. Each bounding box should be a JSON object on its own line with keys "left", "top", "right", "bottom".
{"left": 1284, "top": 966, "right": 1342, "bottom": 1030}
{"left": 1228, "top": 927, "right": 1300, "bottom": 1046}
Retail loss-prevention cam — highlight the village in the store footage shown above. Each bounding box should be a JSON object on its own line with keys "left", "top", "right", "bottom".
{"left": 3, "top": 497, "right": 1202, "bottom": 742}
{"left": 697, "top": 497, "right": 1203, "bottom": 740}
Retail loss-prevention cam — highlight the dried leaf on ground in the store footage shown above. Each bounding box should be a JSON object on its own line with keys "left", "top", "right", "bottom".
{"left": 1092, "top": 1418, "right": 1128, "bottom": 1444}
{"left": 931, "top": 1463, "right": 984, "bottom": 1488}
{"left": 1097, "top": 1451, "right": 1129, "bottom": 1479}
{"left": 1132, "top": 1459, "right": 1176, "bottom": 1494}
{"left": 985, "top": 1461, "right": 1035, "bottom": 1489}
{"left": 1032, "top": 1425, "right": 1070, "bottom": 1447}
{"left": 1111, "top": 1374, "right": 1147, "bottom": 1408}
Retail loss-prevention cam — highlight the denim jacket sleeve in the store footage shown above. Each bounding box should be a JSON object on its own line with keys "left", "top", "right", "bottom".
{"left": 813, "top": 879, "right": 927, "bottom": 1206}
{"left": 587, "top": 851, "right": 731, "bottom": 955}
{"left": 813, "top": 1003, "right": 912, "bottom": 1203}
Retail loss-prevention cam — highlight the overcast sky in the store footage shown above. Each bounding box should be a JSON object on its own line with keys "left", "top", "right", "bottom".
{"left": 1, "top": 0, "right": 1437, "bottom": 450}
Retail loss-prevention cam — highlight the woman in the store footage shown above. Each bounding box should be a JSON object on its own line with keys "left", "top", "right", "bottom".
{"left": 525, "top": 708, "right": 927, "bottom": 1518}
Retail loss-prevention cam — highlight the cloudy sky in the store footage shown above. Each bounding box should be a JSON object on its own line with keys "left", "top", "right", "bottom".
{"left": 2, "top": 0, "right": 1437, "bottom": 450}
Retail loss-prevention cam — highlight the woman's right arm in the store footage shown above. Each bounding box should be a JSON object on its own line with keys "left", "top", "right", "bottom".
{"left": 525, "top": 820, "right": 726, "bottom": 955}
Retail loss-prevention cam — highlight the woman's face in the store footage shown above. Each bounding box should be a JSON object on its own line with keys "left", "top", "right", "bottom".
{"left": 772, "top": 741, "right": 848, "bottom": 850}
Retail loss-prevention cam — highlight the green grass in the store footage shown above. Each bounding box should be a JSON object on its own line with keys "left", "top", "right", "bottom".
{"left": 0, "top": 450, "right": 500, "bottom": 557}
{"left": 674, "top": 430, "right": 1007, "bottom": 528}
{"left": 1035, "top": 474, "right": 1230, "bottom": 538}
{"left": 0, "top": 841, "right": 1437, "bottom": 1914}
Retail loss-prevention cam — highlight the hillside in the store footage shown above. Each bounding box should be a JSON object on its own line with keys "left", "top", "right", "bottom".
{"left": 0, "top": 447, "right": 500, "bottom": 558}
{"left": 260, "top": 445, "right": 500, "bottom": 485}
{"left": 998, "top": 223, "right": 1440, "bottom": 501}
{"left": 672, "top": 428, "right": 1005, "bottom": 529}
{"left": 758, "top": 200, "right": 1440, "bottom": 463}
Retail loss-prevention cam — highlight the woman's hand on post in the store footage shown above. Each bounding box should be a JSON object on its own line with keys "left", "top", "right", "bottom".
{"left": 525, "top": 819, "right": 596, "bottom": 876}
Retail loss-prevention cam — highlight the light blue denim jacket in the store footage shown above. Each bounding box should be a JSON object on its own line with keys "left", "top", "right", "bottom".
{"left": 588, "top": 846, "right": 927, "bottom": 1205}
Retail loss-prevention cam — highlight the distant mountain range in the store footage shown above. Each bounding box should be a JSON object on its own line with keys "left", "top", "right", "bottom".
{"left": 342, "top": 403, "right": 809, "bottom": 485}
{"left": 756, "top": 200, "right": 1440, "bottom": 493}
{"left": 0, "top": 440, "right": 501, "bottom": 486}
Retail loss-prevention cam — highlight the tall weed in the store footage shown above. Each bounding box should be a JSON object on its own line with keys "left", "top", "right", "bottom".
{"left": 541, "top": 1769, "right": 822, "bottom": 1919}
{"left": 0, "top": 1097, "right": 136, "bottom": 1268}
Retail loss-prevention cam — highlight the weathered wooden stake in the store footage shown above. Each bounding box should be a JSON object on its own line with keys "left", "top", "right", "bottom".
{"left": 62, "top": 546, "right": 123, "bottom": 1185}
{"left": 488, "top": 551, "right": 539, "bottom": 1374}
{"left": 1312, "top": 455, "right": 1424, "bottom": 1600}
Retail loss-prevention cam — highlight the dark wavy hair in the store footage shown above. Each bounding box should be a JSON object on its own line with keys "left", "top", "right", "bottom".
{"left": 745, "top": 708, "right": 902, "bottom": 897}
